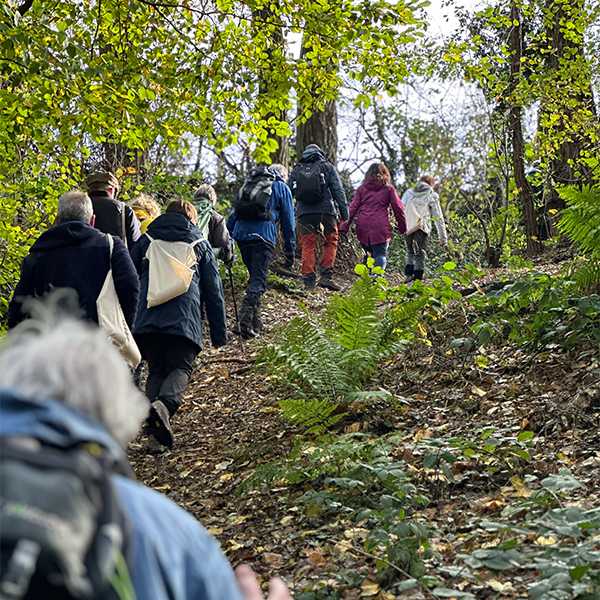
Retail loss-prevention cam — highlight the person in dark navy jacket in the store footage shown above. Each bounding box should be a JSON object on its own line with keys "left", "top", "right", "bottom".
{"left": 130, "top": 199, "right": 228, "bottom": 452}
{"left": 8, "top": 191, "right": 139, "bottom": 329}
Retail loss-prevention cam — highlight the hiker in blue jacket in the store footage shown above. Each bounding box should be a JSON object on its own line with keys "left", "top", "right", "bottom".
{"left": 0, "top": 317, "right": 291, "bottom": 600}
{"left": 130, "top": 199, "right": 228, "bottom": 452}
{"left": 227, "top": 164, "right": 295, "bottom": 339}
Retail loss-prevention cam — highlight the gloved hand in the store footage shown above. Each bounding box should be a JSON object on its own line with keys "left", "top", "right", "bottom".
{"left": 224, "top": 255, "right": 234, "bottom": 268}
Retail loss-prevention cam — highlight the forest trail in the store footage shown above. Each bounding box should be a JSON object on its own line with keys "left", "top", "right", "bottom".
{"left": 129, "top": 257, "right": 600, "bottom": 600}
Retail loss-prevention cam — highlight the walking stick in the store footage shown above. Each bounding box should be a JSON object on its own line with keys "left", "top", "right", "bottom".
{"left": 228, "top": 267, "right": 244, "bottom": 350}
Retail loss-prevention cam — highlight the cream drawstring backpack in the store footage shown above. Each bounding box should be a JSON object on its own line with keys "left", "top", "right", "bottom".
{"left": 144, "top": 234, "right": 202, "bottom": 308}
{"left": 96, "top": 235, "right": 141, "bottom": 367}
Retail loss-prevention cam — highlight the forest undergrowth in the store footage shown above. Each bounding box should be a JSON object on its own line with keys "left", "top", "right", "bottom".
{"left": 129, "top": 247, "right": 600, "bottom": 600}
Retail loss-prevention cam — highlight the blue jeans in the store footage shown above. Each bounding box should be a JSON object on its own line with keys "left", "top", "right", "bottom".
{"left": 361, "top": 242, "right": 389, "bottom": 270}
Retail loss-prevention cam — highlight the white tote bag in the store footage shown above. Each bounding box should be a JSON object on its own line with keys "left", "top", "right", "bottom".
{"left": 97, "top": 235, "right": 141, "bottom": 367}
{"left": 145, "top": 234, "right": 201, "bottom": 308}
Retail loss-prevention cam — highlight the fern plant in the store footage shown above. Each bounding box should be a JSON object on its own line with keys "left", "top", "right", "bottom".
{"left": 558, "top": 184, "right": 600, "bottom": 292}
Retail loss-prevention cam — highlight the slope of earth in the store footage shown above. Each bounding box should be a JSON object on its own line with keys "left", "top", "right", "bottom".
{"left": 129, "top": 257, "right": 600, "bottom": 599}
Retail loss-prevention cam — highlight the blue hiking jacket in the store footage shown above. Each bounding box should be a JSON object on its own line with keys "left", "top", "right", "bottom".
{"left": 226, "top": 171, "right": 296, "bottom": 255}
{"left": 130, "top": 213, "right": 228, "bottom": 349}
{"left": 0, "top": 389, "right": 245, "bottom": 600}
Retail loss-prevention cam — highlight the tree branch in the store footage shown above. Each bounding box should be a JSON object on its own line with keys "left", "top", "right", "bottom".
{"left": 17, "top": 0, "right": 34, "bottom": 16}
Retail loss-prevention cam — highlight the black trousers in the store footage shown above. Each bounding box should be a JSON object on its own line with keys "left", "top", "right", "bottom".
{"left": 135, "top": 333, "right": 200, "bottom": 416}
{"left": 238, "top": 240, "right": 274, "bottom": 308}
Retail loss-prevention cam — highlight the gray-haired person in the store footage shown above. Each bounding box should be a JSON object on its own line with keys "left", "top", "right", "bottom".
{"left": 0, "top": 315, "right": 292, "bottom": 600}
{"left": 192, "top": 183, "right": 234, "bottom": 266}
{"left": 86, "top": 171, "right": 141, "bottom": 249}
{"left": 8, "top": 191, "right": 139, "bottom": 329}
{"left": 402, "top": 173, "right": 447, "bottom": 282}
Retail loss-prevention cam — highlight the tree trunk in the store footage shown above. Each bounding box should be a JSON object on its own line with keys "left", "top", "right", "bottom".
{"left": 509, "top": 0, "right": 541, "bottom": 257}
{"left": 296, "top": 100, "right": 338, "bottom": 168}
{"left": 253, "top": 8, "right": 289, "bottom": 169}
{"left": 543, "top": 0, "right": 598, "bottom": 187}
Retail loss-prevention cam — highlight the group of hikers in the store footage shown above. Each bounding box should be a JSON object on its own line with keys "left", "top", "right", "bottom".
{"left": 1, "top": 143, "right": 447, "bottom": 600}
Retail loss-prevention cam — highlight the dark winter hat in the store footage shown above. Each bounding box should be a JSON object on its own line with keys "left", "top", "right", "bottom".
{"left": 304, "top": 144, "right": 323, "bottom": 153}
{"left": 86, "top": 171, "right": 120, "bottom": 192}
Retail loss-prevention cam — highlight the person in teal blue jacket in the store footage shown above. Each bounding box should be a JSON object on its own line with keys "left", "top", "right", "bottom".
{"left": 0, "top": 316, "right": 291, "bottom": 600}
{"left": 227, "top": 164, "right": 295, "bottom": 339}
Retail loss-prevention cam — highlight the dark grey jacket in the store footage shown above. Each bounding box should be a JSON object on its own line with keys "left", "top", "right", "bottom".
{"left": 90, "top": 190, "right": 142, "bottom": 250}
{"left": 288, "top": 147, "right": 349, "bottom": 221}
{"left": 208, "top": 211, "right": 233, "bottom": 264}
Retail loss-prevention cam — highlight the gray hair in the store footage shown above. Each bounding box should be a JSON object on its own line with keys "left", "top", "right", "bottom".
{"left": 193, "top": 183, "right": 217, "bottom": 206}
{"left": 270, "top": 163, "right": 288, "bottom": 182}
{"left": 56, "top": 191, "right": 94, "bottom": 223}
{"left": 0, "top": 311, "right": 148, "bottom": 448}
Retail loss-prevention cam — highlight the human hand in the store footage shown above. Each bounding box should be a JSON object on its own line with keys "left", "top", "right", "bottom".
{"left": 235, "top": 565, "right": 291, "bottom": 600}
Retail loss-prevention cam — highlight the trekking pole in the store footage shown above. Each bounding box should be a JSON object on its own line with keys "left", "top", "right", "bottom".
{"left": 228, "top": 267, "right": 244, "bottom": 351}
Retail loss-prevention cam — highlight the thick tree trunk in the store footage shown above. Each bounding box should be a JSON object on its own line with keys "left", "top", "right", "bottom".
{"left": 296, "top": 100, "right": 338, "bottom": 168}
{"left": 543, "top": 0, "right": 598, "bottom": 187}
{"left": 509, "top": 0, "right": 541, "bottom": 256}
{"left": 253, "top": 8, "right": 289, "bottom": 169}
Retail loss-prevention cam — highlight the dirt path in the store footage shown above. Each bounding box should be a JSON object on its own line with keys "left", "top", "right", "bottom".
{"left": 129, "top": 263, "right": 600, "bottom": 598}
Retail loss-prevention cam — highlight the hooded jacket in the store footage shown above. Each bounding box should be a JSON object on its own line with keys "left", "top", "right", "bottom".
{"left": 193, "top": 199, "right": 234, "bottom": 265}
{"left": 401, "top": 183, "right": 447, "bottom": 242}
{"left": 8, "top": 221, "right": 140, "bottom": 329}
{"left": 130, "top": 212, "right": 228, "bottom": 349}
{"left": 227, "top": 170, "right": 295, "bottom": 255}
{"left": 0, "top": 389, "right": 245, "bottom": 600}
{"left": 90, "top": 190, "right": 142, "bottom": 249}
{"left": 340, "top": 179, "right": 407, "bottom": 246}
{"left": 288, "top": 145, "right": 349, "bottom": 221}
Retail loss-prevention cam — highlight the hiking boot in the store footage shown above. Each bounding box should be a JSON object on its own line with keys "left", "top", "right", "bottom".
{"left": 413, "top": 269, "right": 424, "bottom": 281}
{"left": 147, "top": 433, "right": 166, "bottom": 455}
{"left": 303, "top": 273, "right": 316, "bottom": 291}
{"left": 403, "top": 264, "right": 414, "bottom": 283}
{"left": 252, "top": 301, "right": 263, "bottom": 334}
{"left": 232, "top": 305, "right": 257, "bottom": 340}
{"left": 148, "top": 400, "right": 173, "bottom": 448}
{"left": 318, "top": 274, "right": 342, "bottom": 292}
{"left": 403, "top": 274, "right": 414, "bottom": 283}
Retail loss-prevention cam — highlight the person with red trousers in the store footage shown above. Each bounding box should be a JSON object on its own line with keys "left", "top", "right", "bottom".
{"left": 339, "top": 163, "right": 407, "bottom": 270}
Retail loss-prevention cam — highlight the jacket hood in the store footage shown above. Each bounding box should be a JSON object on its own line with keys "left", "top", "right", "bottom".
{"left": 363, "top": 179, "right": 386, "bottom": 192}
{"left": 145, "top": 212, "right": 202, "bottom": 242}
{"left": 0, "top": 389, "right": 123, "bottom": 457}
{"left": 30, "top": 221, "right": 103, "bottom": 253}
{"left": 300, "top": 145, "right": 325, "bottom": 163}
{"left": 413, "top": 182, "right": 434, "bottom": 196}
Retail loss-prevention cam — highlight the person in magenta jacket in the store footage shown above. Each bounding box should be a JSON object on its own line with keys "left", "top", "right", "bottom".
{"left": 339, "top": 163, "right": 407, "bottom": 270}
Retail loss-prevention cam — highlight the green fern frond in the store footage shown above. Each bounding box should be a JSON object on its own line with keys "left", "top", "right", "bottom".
{"left": 279, "top": 398, "right": 345, "bottom": 436}
{"left": 558, "top": 184, "right": 600, "bottom": 292}
{"left": 558, "top": 184, "right": 600, "bottom": 256}
{"left": 567, "top": 258, "right": 600, "bottom": 292}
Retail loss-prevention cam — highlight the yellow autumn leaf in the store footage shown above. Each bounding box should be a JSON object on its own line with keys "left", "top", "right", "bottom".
{"left": 535, "top": 536, "right": 557, "bottom": 546}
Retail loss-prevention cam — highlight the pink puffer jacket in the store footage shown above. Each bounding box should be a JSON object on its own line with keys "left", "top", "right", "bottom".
{"left": 339, "top": 179, "right": 407, "bottom": 246}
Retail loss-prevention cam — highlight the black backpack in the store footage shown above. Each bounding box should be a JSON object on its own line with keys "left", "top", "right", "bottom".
{"left": 233, "top": 166, "right": 276, "bottom": 221}
{"left": 0, "top": 437, "right": 135, "bottom": 600}
{"left": 292, "top": 161, "right": 327, "bottom": 204}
